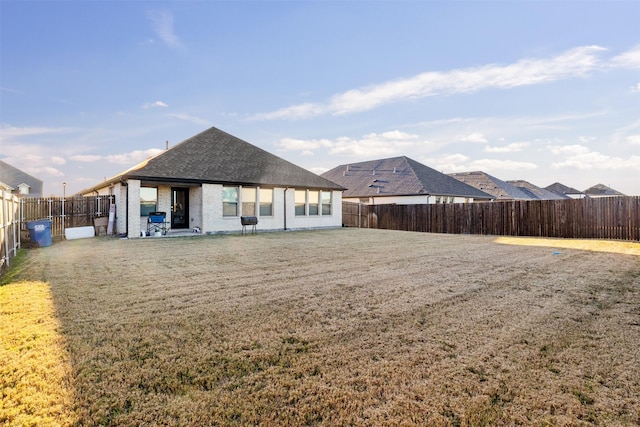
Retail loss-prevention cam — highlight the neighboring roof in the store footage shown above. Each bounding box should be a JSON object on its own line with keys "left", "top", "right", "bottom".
{"left": 85, "top": 127, "right": 344, "bottom": 192}
{"left": 545, "top": 182, "right": 586, "bottom": 198}
{"left": 449, "top": 171, "right": 534, "bottom": 200}
{"left": 507, "top": 180, "right": 568, "bottom": 200}
{"left": 321, "top": 157, "right": 493, "bottom": 199}
{"left": 0, "top": 160, "right": 44, "bottom": 196}
{"left": 583, "top": 183, "right": 625, "bottom": 197}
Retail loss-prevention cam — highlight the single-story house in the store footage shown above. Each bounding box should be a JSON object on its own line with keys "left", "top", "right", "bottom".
{"left": 321, "top": 156, "right": 493, "bottom": 204}
{"left": 0, "top": 160, "right": 44, "bottom": 197}
{"left": 545, "top": 182, "right": 588, "bottom": 199}
{"left": 82, "top": 127, "right": 345, "bottom": 237}
{"left": 449, "top": 171, "right": 535, "bottom": 200}
{"left": 583, "top": 183, "right": 625, "bottom": 198}
{"left": 507, "top": 180, "right": 567, "bottom": 200}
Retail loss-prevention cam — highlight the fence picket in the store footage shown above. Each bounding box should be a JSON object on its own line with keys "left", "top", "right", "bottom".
{"left": 343, "top": 197, "right": 640, "bottom": 242}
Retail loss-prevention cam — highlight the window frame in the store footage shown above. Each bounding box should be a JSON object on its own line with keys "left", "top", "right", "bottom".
{"left": 308, "top": 190, "right": 319, "bottom": 216}
{"left": 222, "top": 186, "right": 239, "bottom": 217}
{"left": 321, "top": 191, "right": 332, "bottom": 215}
{"left": 259, "top": 188, "right": 273, "bottom": 217}
{"left": 140, "top": 187, "right": 158, "bottom": 216}
{"left": 295, "top": 190, "right": 307, "bottom": 216}
{"left": 241, "top": 187, "right": 257, "bottom": 216}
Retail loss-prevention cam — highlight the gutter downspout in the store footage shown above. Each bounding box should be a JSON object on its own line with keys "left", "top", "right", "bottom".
{"left": 283, "top": 187, "right": 289, "bottom": 230}
{"left": 121, "top": 179, "right": 128, "bottom": 237}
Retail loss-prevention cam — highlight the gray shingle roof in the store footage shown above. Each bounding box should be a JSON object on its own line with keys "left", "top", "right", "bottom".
{"left": 321, "top": 157, "right": 493, "bottom": 199}
{"left": 545, "top": 182, "right": 585, "bottom": 198}
{"left": 449, "top": 171, "right": 533, "bottom": 200}
{"left": 88, "top": 127, "right": 344, "bottom": 191}
{"left": 0, "top": 160, "right": 44, "bottom": 197}
{"left": 507, "top": 180, "right": 568, "bottom": 200}
{"left": 583, "top": 183, "right": 625, "bottom": 196}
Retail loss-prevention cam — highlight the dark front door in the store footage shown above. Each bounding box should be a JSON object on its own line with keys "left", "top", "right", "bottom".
{"left": 171, "top": 188, "right": 189, "bottom": 229}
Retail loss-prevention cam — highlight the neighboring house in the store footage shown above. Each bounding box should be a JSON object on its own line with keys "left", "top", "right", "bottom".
{"left": 321, "top": 156, "right": 493, "bottom": 204}
{"left": 507, "top": 180, "right": 568, "bottom": 200}
{"left": 449, "top": 171, "right": 535, "bottom": 200}
{"left": 81, "top": 127, "right": 345, "bottom": 238}
{"left": 0, "top": 160, "right": 44, "bottom": 197}
{"left": 545, "top": 182, "right": 588, "bottom": 199}
{"left": 583, "top": 183, "right": 625, "bottom": 198}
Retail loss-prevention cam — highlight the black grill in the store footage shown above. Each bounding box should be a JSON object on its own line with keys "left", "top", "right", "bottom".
{"left": 241, "top": 216, "right": 258, "bottom": 226}
{"left": 241, "top": 216, "right": 258, "bottom": 234}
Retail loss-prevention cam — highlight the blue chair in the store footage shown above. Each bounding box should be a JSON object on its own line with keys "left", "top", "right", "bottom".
{"left": 147, "top": 212, "right": 168, "bottom": 236}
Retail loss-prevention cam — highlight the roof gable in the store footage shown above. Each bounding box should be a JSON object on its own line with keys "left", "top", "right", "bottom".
{"left": 449, "top": 171, "right": 533, "bottom": 200}
{"left": 98, "top": 127, "right": 343, "bottom": 190}
{"left": 507, "top": 180, "right": 568, "bottom": 200}
{"left": 0, "top": 160, "right": 44, "bottom": 196}
{"left": 321, "top": 156, "right": 492, "bottom": 199}
{"left": 545, "top": 182, "right": 584, "bottom": 197}
{"left": 584, "top": 183, "right": 625, "bottom": 196}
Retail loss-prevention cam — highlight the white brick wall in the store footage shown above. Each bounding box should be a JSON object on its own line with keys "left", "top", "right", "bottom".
{"left": 95, "top": 180, "right": 343, "bottom": 237}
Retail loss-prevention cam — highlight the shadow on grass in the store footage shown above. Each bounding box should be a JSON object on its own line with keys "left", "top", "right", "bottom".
{"left": 0, "top": 280, "right": 77, "bottom": 426}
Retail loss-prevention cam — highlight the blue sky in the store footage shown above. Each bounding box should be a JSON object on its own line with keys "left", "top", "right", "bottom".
{"left": 1, "top": 0, "right": 639, "bottom": 196}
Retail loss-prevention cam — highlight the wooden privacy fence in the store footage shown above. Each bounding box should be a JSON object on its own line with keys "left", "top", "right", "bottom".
{"left": 343, "top": 196, "right": 640, "bottom": 241}
{"left": 1, "top": 191, "right": 20, "bottom": 270}
{"left": 1, "top": 195, "right": 114, "bottom": 273}
{"left": 20, "top": 195, "right": 114, "bottom": 238}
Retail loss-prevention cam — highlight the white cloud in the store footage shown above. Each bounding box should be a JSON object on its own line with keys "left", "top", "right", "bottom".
{"left": 277, "top": 130, "right": 421, "bottom": 158}
{"left": 421, "top": 154, "right": 537, "bottom": 173}
{"left": 251, "top": 103, "right": 327, "bottom": 121}
{"left": 471, "top": 159, "right": 538, "bottom": 172}
{"left": 106, "top": 148, "right": 164, "bottom": 165}
{"left": 330, "top": 133, "right": 413, "bottom": 157}
{"left": 422, "top": 154, "right": 471, "bottom": 172}
{"left": 167, "top": 113, "right": 211, "bottom": 126}
{"left": 276, "top": 138, "right": 333, "bottom": 152}
{"left": 147, "top": 10, "right": 181, "bottom": 48}
{"left": 627, "top": 135, "right": 640, "bottom": 145}
{"left": 141, "top": 101, "right": 169, "bottom": 109}
{"left": 253, "top": 45, "right": 608, "bottom": 120}
{"left": 0, "top": 124, "right": 75, "bottom": 141}
{"left": 553, "top": 151, "right": 640, "bottom": 170}
{"left": 41, "top": 166, "right": 65, "bottom": 177}
{"left": 51, "top": 156, "right": 66, "bottom": 165}
{"left": 484, "top": 142, "right": 529, "bottom": 153}
{"left": 71, "top": 154, "right": 103, "bottom": 162}
{"left": 459, "top": 132, "right": 488, "bottom": 143}
{"left": 611, "top": 44, "right": 640, "bottom": 69}
{"left": 548, "top": 144, "right": 591, "bottom": 156}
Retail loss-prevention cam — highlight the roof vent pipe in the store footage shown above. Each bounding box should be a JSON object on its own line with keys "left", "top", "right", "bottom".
{"left": 165, "top": 140, "right": 169, "bottom": 150}
{"left": 372, "top": 169, "right": 375, "bottom": 176}
{"left": 393, "top": 167, "right": 396, "bottom": 173}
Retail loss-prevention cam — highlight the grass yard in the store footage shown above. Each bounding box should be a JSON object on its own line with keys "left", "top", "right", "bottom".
{"left": 1, "top": 228, "right": 639, "bottom": 426}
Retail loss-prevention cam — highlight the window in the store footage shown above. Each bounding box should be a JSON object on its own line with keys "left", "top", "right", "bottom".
{"left": 295, "top": 190, "right": 306, "bottom": 216}
{"left": 140, "top": 187, "right": 157, "bottom": 216}
{"left": 259, "top": 188, "right": 273, "bottom": 216}
{"left": 242, "top": 187, "right": 256, "bottom": 216}
{"left": 223, "top": 186, "right": 238, "bottom": 217}
{"left": 308, "top": 190, "right": 319, "bottom": 216}
{"left": 321, "top": 191, "right": 332, "bottom": 215}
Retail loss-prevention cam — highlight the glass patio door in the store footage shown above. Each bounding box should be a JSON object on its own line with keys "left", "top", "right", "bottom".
{"left": 171, "top": 188, "right": 189, "bottom": 229}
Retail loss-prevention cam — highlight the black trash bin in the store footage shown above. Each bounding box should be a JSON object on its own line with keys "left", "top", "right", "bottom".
{"left": 26, "top": 220, "right": 52, "bottom": 247}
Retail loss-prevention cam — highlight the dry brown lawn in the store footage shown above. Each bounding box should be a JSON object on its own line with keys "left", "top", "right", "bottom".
{"left": 2, "top": 228, "right": 639, "bottom": 426}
